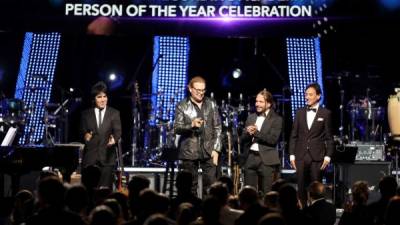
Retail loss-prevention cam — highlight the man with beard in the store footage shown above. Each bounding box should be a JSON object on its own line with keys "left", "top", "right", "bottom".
{"left": 240, "top": 89, "right": 283, "bottom": 194}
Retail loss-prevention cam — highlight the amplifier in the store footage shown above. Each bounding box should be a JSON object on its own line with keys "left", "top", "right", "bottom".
{"left": 346, "top": 142, "right": 385, "bottom": 161}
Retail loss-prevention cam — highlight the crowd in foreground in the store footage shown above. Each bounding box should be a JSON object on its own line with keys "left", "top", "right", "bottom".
{"left": 0, "top": 166, "right": 399, "bottom": 225}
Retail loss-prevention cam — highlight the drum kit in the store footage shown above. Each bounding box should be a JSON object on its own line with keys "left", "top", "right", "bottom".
{"left": 0, "top": 96, "right": 77, "bottom": 145}
{"left": 327, "top": 72, "right": 386, "bottom": 143}
{"left": 0, "top": 98, "right": 27, "bottom": 143}
{"left": 347, "top": 96, "right": 385, "bottom": 142}
{"left": 133, "top": 91, "right": 180, "bottom": 167}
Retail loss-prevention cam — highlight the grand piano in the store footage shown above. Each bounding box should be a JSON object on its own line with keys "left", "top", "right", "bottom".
{"left": 0, "top": 144, "right": 82, "bottom": 195}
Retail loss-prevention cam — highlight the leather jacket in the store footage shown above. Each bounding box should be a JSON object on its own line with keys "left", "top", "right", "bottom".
{"left": 174, "top": 97, "right": 222, "bottom": 160}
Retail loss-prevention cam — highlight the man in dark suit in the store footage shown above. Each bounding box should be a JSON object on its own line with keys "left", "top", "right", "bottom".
{"left": 241, "top": 89, "right": 283, "bottom": 194}
{"left": 304, "top": 181, "right": 336, "bottom": 225}
{"left": 289, "top": 82, "right": 334, "bottom": 204}
{"left": 80, "top": 82, "right": 121, "bottom": 188}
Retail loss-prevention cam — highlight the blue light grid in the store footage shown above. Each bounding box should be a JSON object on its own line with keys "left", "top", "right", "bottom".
{"left": 286, "top": 37, "right": 324, "bottom": 119}
{"left": 14, "top": 32, "right": 61, "bottom": 144}
{"left": 151, "top": 36, "right": 189, "bottom": 125}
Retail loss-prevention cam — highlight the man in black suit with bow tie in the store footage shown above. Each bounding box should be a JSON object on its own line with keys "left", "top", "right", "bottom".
{"left": 289, "top": 83, "right": 334, "bottom": 205}
{"left": 80, "top": 82, "right": 121, "bottom": 188}
{"left": 241, "top": 89, "right": 283, "bottom": 194}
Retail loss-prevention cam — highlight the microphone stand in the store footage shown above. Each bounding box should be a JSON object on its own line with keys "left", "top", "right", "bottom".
{"left": 279, "top": 86, "right": 290, "bottom": 168}
{"left": 43, "top": 102, "right": 55, "bottom": 147}
{"left": 338, "top": 76, "right": 344, "bottom": 139}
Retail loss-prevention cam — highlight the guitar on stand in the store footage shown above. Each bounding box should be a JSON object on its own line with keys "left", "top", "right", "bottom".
{"left": 220, "top": 92, "right": 246, "bottom": 196}
{"left": 232, "top": 126, "right": 242, "bottom": 196}
{"left": 115, "top": 138, "right": 128, "bottom": 195}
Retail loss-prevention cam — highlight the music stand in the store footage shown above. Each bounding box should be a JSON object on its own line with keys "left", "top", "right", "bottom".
{"left": 332, "top": 145, "right": 358, "bottom": 164}
{"left": 332, "top": 144, "right": 358, "bottom": 206}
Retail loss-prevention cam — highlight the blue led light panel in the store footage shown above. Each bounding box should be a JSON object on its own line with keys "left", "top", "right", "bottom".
{"left": 14, "top": 32, "right": 61, "bottom": 145}
{"left": 286, "top": 37, "right": 324, "bottom": 119}
{"left": 151, "top": 36, "right": 189, "bottom": 125}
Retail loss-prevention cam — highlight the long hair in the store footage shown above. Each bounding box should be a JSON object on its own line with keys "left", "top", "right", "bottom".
{"left": 257, "top": 88, "right": 275, "bottom": 108}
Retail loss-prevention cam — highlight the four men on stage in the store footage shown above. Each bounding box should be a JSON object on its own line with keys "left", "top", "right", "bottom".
{"left": 79, "top": 80, "right": 333, "bottom": 197}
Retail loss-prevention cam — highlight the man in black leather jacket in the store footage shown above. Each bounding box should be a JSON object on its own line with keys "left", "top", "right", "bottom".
{"left": 174, "top": 76, "right": 222, "bottom": 196}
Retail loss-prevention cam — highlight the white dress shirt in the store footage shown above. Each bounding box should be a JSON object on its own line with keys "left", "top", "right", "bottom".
{"left": 94, "top": 106, "right": 106, "bottom": 128}
{"left": 306, "top": 104, "right": 319, "bottom": 129}
{"left": 250, "top": 110, "right": 269, "bottom": 151}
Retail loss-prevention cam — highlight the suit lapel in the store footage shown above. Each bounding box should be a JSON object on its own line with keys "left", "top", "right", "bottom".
{"left": 303, "top": 108, "right": 309, "bottom": 131}
{"left": 261, "top": 111, "right": 273, "bottom": 131}
{"left": 308, "top": 108, "right": 322, "bottom": 133}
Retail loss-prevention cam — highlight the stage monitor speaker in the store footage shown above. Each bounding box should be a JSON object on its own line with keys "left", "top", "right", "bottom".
{"left": 334, "top": 161, "right": 391, "bottom": 207}
{"left": 337, "top": 161, "right": 391, "bottom": 189}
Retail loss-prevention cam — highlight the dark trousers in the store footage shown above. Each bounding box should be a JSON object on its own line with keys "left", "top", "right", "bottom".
{"left": 244, "top": 151, "right": 278, "bottom": 195}
{"left": 98, "top": 165, "right": 115, "bottom": 189}
{"left": 296, "top": 152, "right": 322, "bottom": 205}
{"left": 180, "top": 158, "right": 217, "bottom": 197}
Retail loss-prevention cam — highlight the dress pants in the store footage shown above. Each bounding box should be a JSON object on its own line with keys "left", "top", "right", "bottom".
{"left": 243, "top": 151, "right": 276, "bottom": 195}
{"left": 97, "top": 164, "right": 115, "bottom": 189}
{"left": 180, "top": 158, "right": 216, "bottom": 197}
{"left": 295, "top": 152, "right": 322, "bottom": 205}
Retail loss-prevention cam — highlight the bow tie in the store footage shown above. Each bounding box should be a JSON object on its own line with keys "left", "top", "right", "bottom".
{"left": 257, "top": 113, "right": 266, "bottom": 117}
{"left": 307, "top": 107, "right": 317, "bottom": 112}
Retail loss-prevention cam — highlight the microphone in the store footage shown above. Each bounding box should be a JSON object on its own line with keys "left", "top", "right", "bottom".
{"left": 84, "top": 129, "right": 94, "bottom": 143}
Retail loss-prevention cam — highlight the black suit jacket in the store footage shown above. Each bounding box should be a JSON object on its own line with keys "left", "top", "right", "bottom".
{"left": 289, "top": 106, "right": 334, "bottom": 161}
{"left": 80, "top": 106, "right": 122, "bottom": 167}
{"left": 240, "top": 110, "right": 283, "bottom": 166}
{"left": 303, "top": 199, "right": 336, "bottom": 225}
